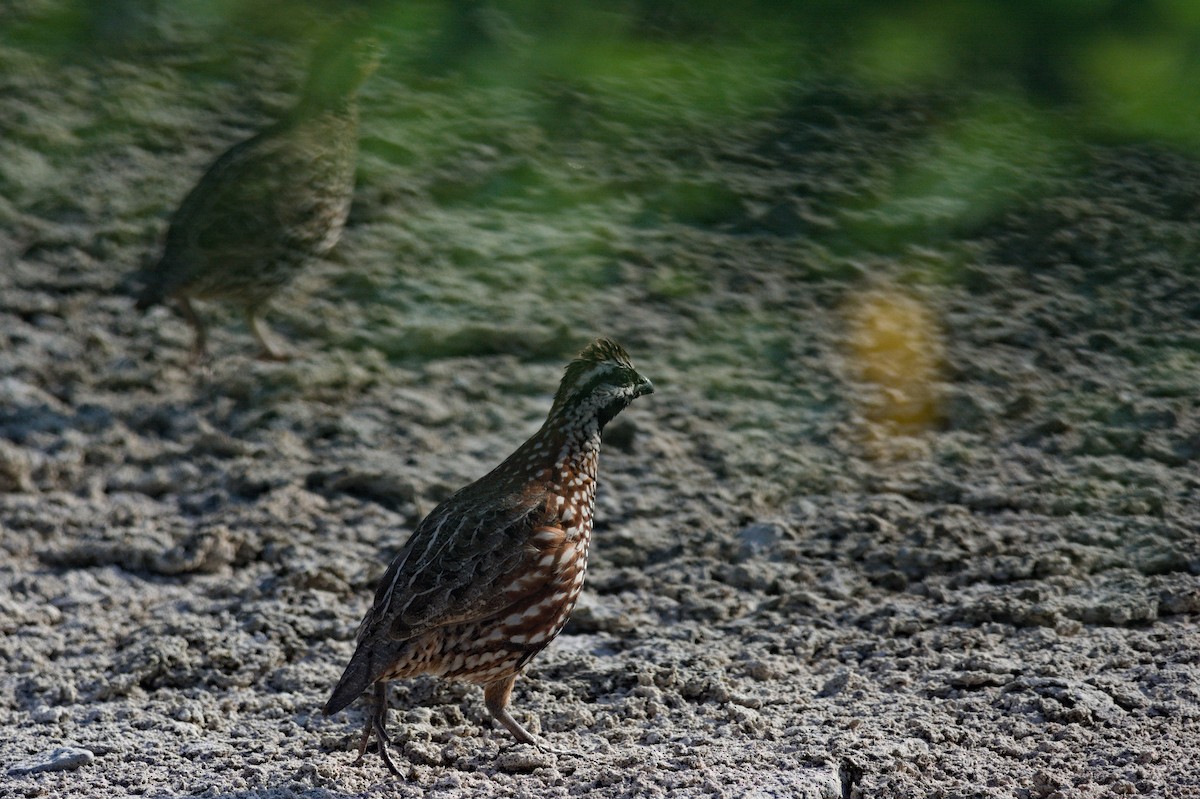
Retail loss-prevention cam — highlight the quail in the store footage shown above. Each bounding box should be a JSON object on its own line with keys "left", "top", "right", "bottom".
{"left": 323, "top": 338, "right": 654, "bottom": 775}
{"left": 135, "top": 24, "right": 379, "bottom": 362}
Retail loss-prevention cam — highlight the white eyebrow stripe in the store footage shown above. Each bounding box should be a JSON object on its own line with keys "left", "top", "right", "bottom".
{"left": 571, "top": 362, "right": 618, "bottom": 388}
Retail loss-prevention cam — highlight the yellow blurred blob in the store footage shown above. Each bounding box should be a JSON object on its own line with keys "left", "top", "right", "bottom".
{"left": 843, "top": 287, "right": 942, "bottom": 435}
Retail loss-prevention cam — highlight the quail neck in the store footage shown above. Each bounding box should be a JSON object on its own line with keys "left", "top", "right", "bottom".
{"left": 506, "top": 347, "right": 653, "bottom": 539}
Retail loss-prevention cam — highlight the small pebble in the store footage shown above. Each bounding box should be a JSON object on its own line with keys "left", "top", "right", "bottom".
{"left": 9, "top": 746, "right": 95, "bottom": 776}
{"left": 31, "top": 706, "right": 68, "bottom": 725}
{"left": 495, "top": 748, "right": 554, "bottom": 773}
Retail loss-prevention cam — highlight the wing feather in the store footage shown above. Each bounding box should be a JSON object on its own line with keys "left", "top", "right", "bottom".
{"left": 359, "top": 484, "right": 553, "bottom": 643}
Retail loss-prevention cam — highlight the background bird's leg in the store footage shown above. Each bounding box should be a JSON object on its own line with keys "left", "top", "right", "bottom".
{"left": 369, "top": 681, "right": 403, "bottom": 777}
{"left": 176, "top": 296, "right": 210, "bottom": 365}
{"left": 246, "top": 305, "right": 290, "bottom": 361}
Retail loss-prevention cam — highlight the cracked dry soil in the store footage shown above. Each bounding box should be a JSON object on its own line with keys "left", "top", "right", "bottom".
{"left": 2, "top": 5, "right": 1200, "bottom": 798}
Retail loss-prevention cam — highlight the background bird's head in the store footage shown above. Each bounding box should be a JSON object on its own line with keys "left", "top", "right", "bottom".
{"left": 550, "top": 338, "right": 654, "bottom": 430}
{"left": 299, "top": 21, "right": 382, "bottom": 110}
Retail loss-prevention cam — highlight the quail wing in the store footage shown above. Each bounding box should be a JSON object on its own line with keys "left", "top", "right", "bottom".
{"left": 361, "top": 485, "right": 556, "bottom": 644}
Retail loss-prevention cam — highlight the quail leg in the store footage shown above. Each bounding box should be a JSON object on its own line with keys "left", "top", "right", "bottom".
{"left": 357, "top": 682, "right": 403, "bottom": 777}
{"left": 176, "top": 295, "right": 211, "bottom": 366}
{"left": 246, "top": 307, "right": 291, "bottom": 361}
{"left": 484, "top": 675, "right": 573, "bottom": 756}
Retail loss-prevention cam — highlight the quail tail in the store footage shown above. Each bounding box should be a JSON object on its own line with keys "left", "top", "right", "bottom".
{"left": 324, "top": 641, "right": 403, "bottom": 717}
{"left": 134, "top": 272, "right": 165, "bottom": 311}
{"left": 324, "top": 649, "right": 373, "bottom": 717}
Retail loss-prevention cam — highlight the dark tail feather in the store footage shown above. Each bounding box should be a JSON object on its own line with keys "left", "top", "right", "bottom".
{"left": 324, "top": 641, "right": 401, "bottom": 716}
{"left": 134, "top": 276, "right": 164, "bottom": 311}
{"left": 132, "top": 253, "right": 177, "bottom": 311}
{"left": 324, "top": 650, "right": 371, "bottom": 716}
{"left": 112, "top": 261, "right": 162, "bottom": 310}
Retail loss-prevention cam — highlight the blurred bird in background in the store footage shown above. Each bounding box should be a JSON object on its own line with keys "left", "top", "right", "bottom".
{"left": 134, "top": 17, "right": 380, "bottom": 363}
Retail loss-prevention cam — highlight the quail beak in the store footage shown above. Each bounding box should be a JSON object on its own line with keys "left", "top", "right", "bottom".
{"left": 635, "top": 377, "right": 654, "bottom": 397}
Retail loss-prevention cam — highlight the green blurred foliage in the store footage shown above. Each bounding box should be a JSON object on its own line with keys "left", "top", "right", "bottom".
{"left": 7, "top": 0, "right": 1200, "bottom": 270}
{"left": 10, "top": 0, "right": 1200, "bottom": 138}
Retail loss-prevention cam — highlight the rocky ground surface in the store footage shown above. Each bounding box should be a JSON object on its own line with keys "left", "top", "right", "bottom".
{"left": 2, "top": 4, "right": 1199, "bottom": 798}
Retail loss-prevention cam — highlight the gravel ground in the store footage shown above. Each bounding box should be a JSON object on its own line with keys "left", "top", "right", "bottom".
{"left": 2, "top": 4, "right": 1199, "bottom": 797}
